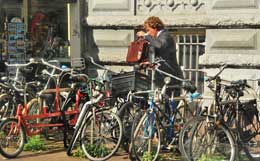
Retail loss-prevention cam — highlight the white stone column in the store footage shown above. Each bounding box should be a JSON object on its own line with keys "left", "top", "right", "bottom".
{"left": 68, "top": 0, "right": 83, "bottom": 59}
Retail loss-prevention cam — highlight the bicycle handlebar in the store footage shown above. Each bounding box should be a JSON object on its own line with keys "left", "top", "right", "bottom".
{"left": 5, "top": 60, "right": 38, "bottom": 68}
{"left": 41, "top": 58, "right": 64, "bottom": 72}
{"left": 205, "top": 64, "right": 228, "bottom": 82}
{"left": 155, "top": 68, "right": 188, "bottom": 82}
{"left": 87, "top": 56, "right": 116, "bottom": 74}
{"left": 136, "top": 58, "right": 189, "bottom": 82}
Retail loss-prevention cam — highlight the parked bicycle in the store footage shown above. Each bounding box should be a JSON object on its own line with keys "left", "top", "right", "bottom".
{"left": 129, "top": 60, "right": 201, "bottom": 161}
{"left": 66, "top": 70, "right": 123, "bottom": 161}
{"left": 181, "top": 65, "right": 260, "bottom": 161}
{"left": 0, "top": 59, "right": 88, "bottom": 158}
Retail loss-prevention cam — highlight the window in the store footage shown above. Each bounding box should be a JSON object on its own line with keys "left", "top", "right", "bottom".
{"left": 172, "top": 29, "right": 206, "bottom": 92}
{"left": 28, "top": 0, "right": 68, "bottom": 59}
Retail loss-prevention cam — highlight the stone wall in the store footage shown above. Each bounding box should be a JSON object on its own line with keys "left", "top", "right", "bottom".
{"left": 75, "top": 0, "right": 260, "bottom": 81}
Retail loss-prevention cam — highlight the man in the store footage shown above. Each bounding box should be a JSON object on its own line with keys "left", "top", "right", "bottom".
{"left": 137, "top": 16, "right": 183, "bottom": 89}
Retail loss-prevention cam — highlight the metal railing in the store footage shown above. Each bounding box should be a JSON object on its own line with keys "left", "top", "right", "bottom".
{"left": 174, "top": 32, "right": 205, "bottom": 93}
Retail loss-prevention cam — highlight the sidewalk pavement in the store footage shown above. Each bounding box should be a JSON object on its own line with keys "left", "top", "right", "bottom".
{"left": 0, "top": 149, "right": 130, "bottom": 161}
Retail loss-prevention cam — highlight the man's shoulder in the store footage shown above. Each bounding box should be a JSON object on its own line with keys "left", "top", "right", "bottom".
{"left": 158, "top": 30, "right": 171, "bottom": 37}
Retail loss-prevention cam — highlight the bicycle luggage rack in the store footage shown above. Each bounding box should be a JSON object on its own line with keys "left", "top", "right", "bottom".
{"left": 71, "top": 58, "right": 85, "bottom": 70}
{"left": 111, "top": 71, "right": 151, "bottom": 97}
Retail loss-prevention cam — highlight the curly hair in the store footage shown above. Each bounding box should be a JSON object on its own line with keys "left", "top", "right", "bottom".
{"left": 144, "top": 16, "right": 165, "bottom": 30}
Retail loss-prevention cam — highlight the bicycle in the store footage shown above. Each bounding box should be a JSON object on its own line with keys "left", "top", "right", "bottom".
{"left": 0, "top": 60, "right": 46, "bottom": 118}
{"left": 129, "top": 61, "right": 201, "bottom": 161}
{"left": 178, "top": 65, "right": 233, "bottom": 161}
{"left": 185, "top": 66, "right": 260, "bottom": 161}
{"left": 222, "top": 79, "right": 260, "bottom": 161}
{"left": 0, "top": 59, "right": 88, "bottom": 158}
{"left": 66, "top": 76, "right": 123, "bottom": 161}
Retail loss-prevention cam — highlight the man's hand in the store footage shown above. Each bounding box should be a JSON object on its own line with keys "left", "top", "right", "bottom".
{"left": 136, "top": 31, "right": 146, "bottom": 37}
{"left": 139, "top": 61, "right": 155, "bottom": 69}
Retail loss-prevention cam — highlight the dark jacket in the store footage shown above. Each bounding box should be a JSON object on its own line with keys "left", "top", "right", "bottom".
{"left": 144, "top": 30, "right": 183, "bottom": 86}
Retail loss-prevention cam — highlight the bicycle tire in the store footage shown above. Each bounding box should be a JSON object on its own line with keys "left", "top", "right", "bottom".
{"left": 62, "top": 100, "right": 82, "bottom": 149}
{"left": 117, "top": 101, "right": 137, "bottom": 152}
{"left": 189, "top": 118, "right": 237, "bottom": 161}
{"left": 170, "top": 104, "right": 191, "bottom": 145}
{"left": 27, "top": 98, "right": 39, "bottom": 115}
{"left": 236, "top": 106, "right": 260, "bottom": 161}
{"left": 80, "top": 110, "right": 123, "bottom": 161}
{"left": 0, "top": 118, "right": 26, "bottom": 158}
{"left": 129, "top": 109, "right": 145, "bottom": 160}
{"left": 0, "top": 93, "right": 11, "bottom": 119}
{"left": 66, "top": 118, "right": 82, "bottom": 156}
{"left": 131, "top": 111, "right": 161, "bottom": 161}
{"left": 178, "top": 117, "right": 201, "bottom": 161}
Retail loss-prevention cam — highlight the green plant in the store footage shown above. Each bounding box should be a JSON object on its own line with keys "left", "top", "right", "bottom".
{"left": 85, "top": 144, "right": 111, "bottom": 158}
{"left": 72, "top": 146, "right": 85, "bottom": 158}
{"left": 237, "top": 154, "right": 247, "bottom": 161}
{"left": 198, "top": 154, "right": 226, "bottom": 161}
{"left": 0, "top": 131, "right": 5, "bottom": 138}
{"left": 142, "top": 152, "right": 155, "bottom": 161}
{"left": 23, "top": 135, "right": 46, "bottom": 152}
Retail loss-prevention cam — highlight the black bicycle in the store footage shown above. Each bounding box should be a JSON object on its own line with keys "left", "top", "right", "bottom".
{"left": 66, "top": 79, "right": 123, "bottom": 161}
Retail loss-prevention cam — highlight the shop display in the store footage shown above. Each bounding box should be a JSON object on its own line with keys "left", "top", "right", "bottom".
{"left": 7, "top": 21, "right": 26, "bottom": 63}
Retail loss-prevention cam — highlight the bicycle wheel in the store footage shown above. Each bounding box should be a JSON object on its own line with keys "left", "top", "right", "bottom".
{"left": 0, "top": 93, "right": 11, "bottom": 119}
{"left": 27, "top": 98, "right": 39, "bottom": 116}
{"left": 237, "top": 103, "right": 260, "bottom": 161}
{"left": 0, "top": 93, "right": 17, "bottom": 118}
{"left": 80, "top": 110, "right": 123, "bottom": 161}
{"left": 117, "top": 101, "right": 137, "bottom": 152}
{"left": 0, "top": 118, "right": 26, "bottom": 158}
{"left": 131, "top": 111, "right": 161, "bottom": 161}
{"left": 178, "top": 117, "right": 201, "bottom": 161}
{"left": 170, "top": 104, "right": 191, "bottom": 145}
{"left": 189, "top": 118, "right": 237, "bottom": 161}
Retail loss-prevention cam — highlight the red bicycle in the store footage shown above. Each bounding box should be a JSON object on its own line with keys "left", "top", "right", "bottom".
{"left": 0, "top": 59, "right": 89, "bottom": 158}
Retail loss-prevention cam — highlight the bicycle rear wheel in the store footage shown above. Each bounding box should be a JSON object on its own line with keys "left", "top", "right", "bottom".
{"left": 131, "top": 111, "right": 161, "bottom": 161}
{"left": 80, "top": 110, "right": 122, "bottom": 161}
{"left": 190, "top": 118, "right": 237, "bottom": 161}
{"left": 237, "top": 104, "right": 260, "bottom": 161}
{"left": 117, "top": 101, "right": 137, "bottom": 152}
{"left": 0, "top": 118, "right": 26, "bottom": 158}
{"left": 178, "top": 117, "right": 201, "bottom": 161}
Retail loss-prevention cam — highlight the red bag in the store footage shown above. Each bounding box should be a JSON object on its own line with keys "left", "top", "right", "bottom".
{"left": 126, "top": 39, "right": 149, "bottom": 63}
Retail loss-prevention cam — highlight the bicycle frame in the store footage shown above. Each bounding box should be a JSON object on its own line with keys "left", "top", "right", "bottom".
{"left": 14, "top": 72, "right": 87, "bottom": 137}
{"left": 144, "top": 91, "right": 199, "bottom": 144}
{"left": 67, "top": 93, "right": 104, "bottom": 155}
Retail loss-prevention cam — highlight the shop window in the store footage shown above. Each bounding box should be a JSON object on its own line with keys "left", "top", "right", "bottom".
{"left": 28, "top": 0, "right": 68, "bottom": 60}
{"left": 0, "top": 0, "right": 69, "bottom": 62}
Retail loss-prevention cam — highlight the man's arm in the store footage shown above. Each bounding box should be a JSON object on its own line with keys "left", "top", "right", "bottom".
{"left": 144, "top": 33, "right": 168, "bottom": 49}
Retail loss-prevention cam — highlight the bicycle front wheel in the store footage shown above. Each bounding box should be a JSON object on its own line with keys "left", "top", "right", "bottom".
{"left": 0, "top": 118, "right": 26, "bottom": 158}
{"left": 80, "top": 110, "right": 123, "bottom": 161}
{"left": 131, "top": 111, "right": 161, "bottom": 161}
{"left": 190, "top": 118, "right": 237, "bottom": 161}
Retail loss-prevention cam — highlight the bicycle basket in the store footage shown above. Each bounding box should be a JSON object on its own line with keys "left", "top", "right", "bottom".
{"left": 111, "top": 71, "right": 151, "bottom": 97}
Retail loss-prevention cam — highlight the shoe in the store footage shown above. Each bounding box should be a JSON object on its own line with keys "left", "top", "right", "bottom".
{"left": 161, "top": 145, "right": 170, "bottom": 153}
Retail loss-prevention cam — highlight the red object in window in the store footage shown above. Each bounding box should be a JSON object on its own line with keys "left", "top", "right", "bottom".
{"left": 30, "top": 12, "right": 46, "bottom": 33}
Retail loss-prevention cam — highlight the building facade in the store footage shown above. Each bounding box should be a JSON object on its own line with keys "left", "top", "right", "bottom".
{"left": 67, "top": 0, "right": 260, "bottom": 90}
{"left": 1, "top": 0, "right": 260, "bottom": 89}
